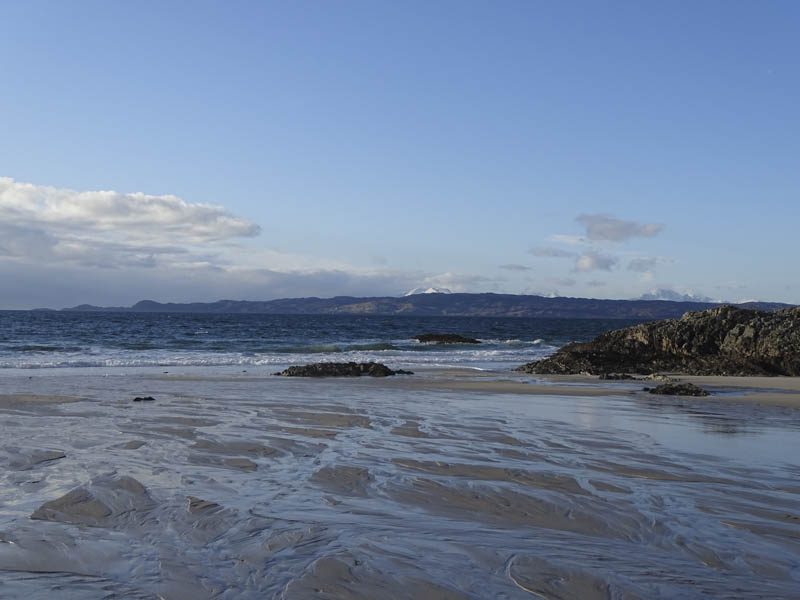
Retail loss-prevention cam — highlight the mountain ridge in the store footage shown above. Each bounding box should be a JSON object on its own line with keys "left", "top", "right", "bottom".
{"left": 60, "top": 293, "right": 794, "bottom": 320}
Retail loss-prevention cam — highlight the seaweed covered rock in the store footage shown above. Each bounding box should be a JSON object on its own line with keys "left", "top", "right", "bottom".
{"left": 274, "top": 362, "right": 413, "bottom": 377}
{"left": 645, "top": 383, "right": 710, "bottom": 397}
{"left": 516, "top": 305, "right": 800, "bottom": 376}
{"left": 412, "top": 333, "right": 480, "bottom": 344}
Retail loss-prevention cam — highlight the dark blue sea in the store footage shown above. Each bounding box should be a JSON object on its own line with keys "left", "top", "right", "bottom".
{"left": 0, "top": 311, "right": 641, "bottom": 371}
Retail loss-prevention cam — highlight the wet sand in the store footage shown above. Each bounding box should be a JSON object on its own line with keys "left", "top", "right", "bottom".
{"left": 534, "top": 373, "right": 800, "bottom": 407}
{"left": 0, "top": 369, "right": 798, "bottom": 598}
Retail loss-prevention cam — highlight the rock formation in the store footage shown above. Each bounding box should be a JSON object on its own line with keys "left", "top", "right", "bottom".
{"left": 274, "top": 362, "right": 413, "bottom": 377}
{"left": 516, "top": 305, "right": 800, "bottom": 376}
{"left": 644, "top": 383, "right": 710, "bottom": 396}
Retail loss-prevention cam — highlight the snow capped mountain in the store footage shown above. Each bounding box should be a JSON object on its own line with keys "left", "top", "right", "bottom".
{"left": 403, "top": 287, "right": 453, "bottom": 296}
{"left": 638, "top": 288, "right": 715, "bottom": 303}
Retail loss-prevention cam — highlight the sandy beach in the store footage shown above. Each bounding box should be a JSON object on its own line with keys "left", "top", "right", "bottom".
{"left": 0, "top": 368, "right": 798, "bottom": 598}
{"left": 371, "top": 368, "right": 800, "bottom": 409}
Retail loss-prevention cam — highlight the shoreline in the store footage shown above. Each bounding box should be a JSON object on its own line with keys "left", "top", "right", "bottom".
{"left": 147, "top": 366, "right": 800, "bottom": 408}
{"left": 2, "top": 365, "right": 799, "bottom": 408}
{"left": 277, "top": 368, "right": 800, "bottom": 408}
{"left": 523, "top": 373, "right": 800, "bottom": 408}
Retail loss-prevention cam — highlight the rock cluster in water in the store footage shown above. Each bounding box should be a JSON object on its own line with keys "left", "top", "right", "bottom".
{"left": 412, "top": 333, "right": 480, "bottom": 344}
{"left": 274, "top": 362, "right": 414, "bottom": 377}
{"left": 516, "top": 305, "right": 800, "bottom": 376}
{"left": 644, "top": 383, "right": 710, "bottom": 396}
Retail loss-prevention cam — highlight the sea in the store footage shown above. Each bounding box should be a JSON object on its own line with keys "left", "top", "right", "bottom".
{"left": 0, "top": 311, "right": 642, "bottom": 373}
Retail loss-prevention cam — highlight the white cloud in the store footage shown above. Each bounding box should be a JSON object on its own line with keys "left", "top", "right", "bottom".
{"left": 0, "top": 178, "right": 261, "bottom": 272}
{"left": 530, "top": 246, "right": 577, "bottom": 258}
{"left": 499, "top": 263, "right": 532, "bottom": 271}
{"left": 547, "top": 234, "right": 587, "bottom": 246}
{"left": 576, "top": 214, "right": 663, "bottom": 242}
{"left": 574, "top": 251, "right": 618, "bottom": 272}
{"left": 420, "top": 272, "right": 501, "bottom": 293}
{"left": 0, "top": 177, "right": 259, "bottom": 244}
{"left": 628, "top": 257, "right": 659, "bottom": 272}
{"left": 627, "top": 256, "right": 673, "bottom": 272}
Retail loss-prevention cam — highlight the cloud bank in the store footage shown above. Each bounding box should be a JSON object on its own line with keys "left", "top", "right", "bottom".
{"left": 0, "top": 177, "right": 260, "bottom": 272}
{"left": 576, "top": 214, "right": 663, "bottom": 242}
{"left": 0, "top": 178, "right": 506, "bottom": 308}
{"left": 574, "top": 251, "right": 618, "bottom": 272}
{"left": 530, "top": 246, "right": 577, "bottom": 258}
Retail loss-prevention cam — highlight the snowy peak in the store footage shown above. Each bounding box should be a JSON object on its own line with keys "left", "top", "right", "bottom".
{"left": 404, "top": 287, "right": 453, "bottom": 296}
{"left": 638, "top": 288, "right": 715, "bottom": 303}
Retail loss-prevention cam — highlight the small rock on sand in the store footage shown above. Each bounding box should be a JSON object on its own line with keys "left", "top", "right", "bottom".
{"left": 645, "top": 383, "right": 710, "bottom": 397}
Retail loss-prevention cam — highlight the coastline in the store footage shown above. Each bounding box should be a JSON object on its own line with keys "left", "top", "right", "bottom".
{"left": 5, "top": 366, "right": 799, "bottom": 407}
{"left": 348, "top": 368, "right": 800, "bottom": 408}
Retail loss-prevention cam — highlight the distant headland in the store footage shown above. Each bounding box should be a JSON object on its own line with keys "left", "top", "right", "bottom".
{"left": 59, "top": 293, "right": 793, "bottom": 320}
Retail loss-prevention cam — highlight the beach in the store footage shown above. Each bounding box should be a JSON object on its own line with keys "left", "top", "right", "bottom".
{"left": 1, "top": 367, "right": 799, "bottom": 599}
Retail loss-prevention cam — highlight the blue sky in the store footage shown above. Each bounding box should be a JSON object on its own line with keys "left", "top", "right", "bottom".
{"left": 1, "top": 1, "right": 798, "bottom": 308}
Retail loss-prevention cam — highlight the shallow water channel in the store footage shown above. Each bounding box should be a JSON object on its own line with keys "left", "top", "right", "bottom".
{"left": 1, "top": 370, "right": 799, "bottom": 599}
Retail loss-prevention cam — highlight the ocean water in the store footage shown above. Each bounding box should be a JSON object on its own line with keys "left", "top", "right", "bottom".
{"left": 0, "top": 311, "right": 642, "bottom": 372}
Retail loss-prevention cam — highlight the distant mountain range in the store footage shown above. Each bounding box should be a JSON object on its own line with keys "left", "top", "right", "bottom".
{"left": 61, "top": 294, "right": 794, "bottom": 320}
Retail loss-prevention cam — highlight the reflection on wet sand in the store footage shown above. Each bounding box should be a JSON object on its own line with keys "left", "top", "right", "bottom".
{"left": 0, "top": 373, "right": 798, "bottom": 598}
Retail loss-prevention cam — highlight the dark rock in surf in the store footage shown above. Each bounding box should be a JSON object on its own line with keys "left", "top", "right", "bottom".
{"left": 516, "top": 305, "right": 800, "bottom": 377}
{"left": 274, "top": 362, "right": 413, "bottom": 378}
{"left": 645, "top": 383, "right": 710, "bottom": 397}
{"left": 412, "top": 333, "right": 480, "bottom": 344}
{"left": 599, "top": 373, "right": 639, "bottom": 380}
{"left": 132, "top": 396, "right": 156, "bottom": 402}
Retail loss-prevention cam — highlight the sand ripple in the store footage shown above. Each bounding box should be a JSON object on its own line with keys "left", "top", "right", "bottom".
{"left": 0, "top": 373, "right": 798, "bottom": 598}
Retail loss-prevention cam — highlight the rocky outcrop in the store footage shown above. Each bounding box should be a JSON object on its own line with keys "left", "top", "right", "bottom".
{"left": 412, "top": 334, "right": 480, "bottom": 344}
{"left": 516, "top": 305, "right": 800, "bottom": 376}
{"left": 645, "top": 383, "right": 710, "bottom": 396}
{"left": 274, "top": 362, "right": 413, "bottom": 377}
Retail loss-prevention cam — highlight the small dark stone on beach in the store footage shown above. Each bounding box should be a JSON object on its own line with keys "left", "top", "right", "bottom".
{"left": 646, "top": 383, "right": 710, "bottom": 397}
{"left": 599, "top": 373, "right": 638, "bottom": 380}
{"left": 132, "top": 396, "right": 156, "bottom": 402}
{"left": 412, "top": 333, "right": 480, "bottom": 344}
{"left": 273, "top": 362, "right": 413, "bottom": 378}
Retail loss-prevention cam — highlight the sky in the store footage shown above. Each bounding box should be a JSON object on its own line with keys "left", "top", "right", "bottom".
{"left": 1, "top": 0, "right": 798, "bottom": 309}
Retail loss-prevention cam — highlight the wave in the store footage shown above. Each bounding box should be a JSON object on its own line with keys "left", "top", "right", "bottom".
{"left": 0, "top": 346, "right": 556, "bottom": 370}
{"left": 5, "top": 345, "right": 85, "bottom": 353}
{"left": 280, "top": 342, "right": 399, "bottom": 354}
{"left": 477, "top": 338, "right": 545, "bottom": 347}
